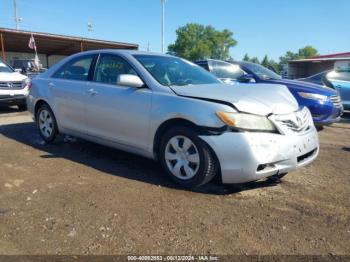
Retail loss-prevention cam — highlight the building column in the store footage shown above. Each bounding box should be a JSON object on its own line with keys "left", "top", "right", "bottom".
{"left": 0, "top": 33, "right": 6, "bottom": 61}
{"left": 80, "top": 41, "right": 83, "bottom": 52}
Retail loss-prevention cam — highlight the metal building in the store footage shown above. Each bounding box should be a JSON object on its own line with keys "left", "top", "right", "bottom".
{"left": 287, "top": 52, "right": 350, "bottom": 79}
{"left": 0, "top": 27, "right": 138, "bottom": 68}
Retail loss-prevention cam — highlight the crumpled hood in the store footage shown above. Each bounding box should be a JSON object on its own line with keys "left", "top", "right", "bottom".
{"left": 171, "top": 83, "right": 299, "bottom": 116}
{"left": 0, "top": 72, "right": 27, "bottom": 82}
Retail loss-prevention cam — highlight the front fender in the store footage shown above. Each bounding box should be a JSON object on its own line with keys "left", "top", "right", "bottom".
{"left": 148, "top": 92, "right": 234, "bottom": 154}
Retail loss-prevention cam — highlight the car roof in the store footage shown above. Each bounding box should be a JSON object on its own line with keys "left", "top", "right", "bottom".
{"left": 195, "top": 59, "right": 256, "bottom": 67}
{"left": 75, "top": 49, "right": 173, "bottom": 57}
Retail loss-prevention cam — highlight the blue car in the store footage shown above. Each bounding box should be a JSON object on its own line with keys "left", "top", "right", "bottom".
{"left": 299, "top": 70, "right": 350, "bottom": 110}
{"left": 195, "top": 59, "right": 343, "bottom": 125}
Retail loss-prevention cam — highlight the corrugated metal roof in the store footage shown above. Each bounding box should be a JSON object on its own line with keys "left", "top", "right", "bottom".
{"left": 289, "top": 57, "right": 350, "bottom": 63}
{"left": 0, "top": 27, "right": 138, "bottom": 56}
{"left": 310, "top": 52, "right": 350, "bottom": 59}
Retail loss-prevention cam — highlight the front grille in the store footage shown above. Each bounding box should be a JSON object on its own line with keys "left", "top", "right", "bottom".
{"left": 330, "top": 95, "right": 342, "bottom": 108}
{"left": 0, "top": 81, "right": 24, "bottom": 90}
{"left": 276, "top": 107, "right": 310, "bottom": 133}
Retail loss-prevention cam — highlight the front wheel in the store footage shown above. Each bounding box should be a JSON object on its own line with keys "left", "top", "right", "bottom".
{"left": 17, "top": 103, "right": 27, "bottom": 111}
{"left": 36, "top": 104, "right": 58, "bottom": 143}
{"left": 159, "top": 127, "right": 218, "bottom": 188}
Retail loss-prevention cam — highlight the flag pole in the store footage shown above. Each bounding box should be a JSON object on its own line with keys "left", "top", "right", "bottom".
{"left": 161, "top": 0, "right": 165, "bottom": 54}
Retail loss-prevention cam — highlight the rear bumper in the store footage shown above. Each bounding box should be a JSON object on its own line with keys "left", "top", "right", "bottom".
{"left": 200, "top": 128, "right": 319, "bottom": 184}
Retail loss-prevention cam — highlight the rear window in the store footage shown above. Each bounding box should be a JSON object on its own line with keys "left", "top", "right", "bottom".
{"left": 52, "top": 55, "right": 94, "bottom": 81}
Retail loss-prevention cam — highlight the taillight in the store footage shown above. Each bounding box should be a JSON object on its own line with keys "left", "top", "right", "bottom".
{"left": 28, "top": 82, "right": 32, "bottom": 90}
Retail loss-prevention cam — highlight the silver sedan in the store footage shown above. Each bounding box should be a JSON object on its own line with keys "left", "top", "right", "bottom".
{"left": 27, "top": 50, "right": 319, "bottom": 188}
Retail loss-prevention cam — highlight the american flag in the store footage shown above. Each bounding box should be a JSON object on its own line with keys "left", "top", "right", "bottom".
{"left": 28, "top": 34, "right": 36, "bottom": 50}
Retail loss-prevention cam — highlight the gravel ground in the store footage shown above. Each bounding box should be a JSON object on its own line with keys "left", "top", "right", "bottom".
{"left": 0, "top": 107, "right": 349, "bottom": 255}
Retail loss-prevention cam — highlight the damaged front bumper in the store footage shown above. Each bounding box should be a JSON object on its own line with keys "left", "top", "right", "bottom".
{"left": 200, "top": 127, "right": 319, "bottom": 184}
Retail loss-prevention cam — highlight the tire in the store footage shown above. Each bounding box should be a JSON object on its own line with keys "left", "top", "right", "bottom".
{"left": 159, "top": 127, "right": 218, "bottom": 188}
{"left": 316, "top": 125, "right": 324, "bottom": 132}
{"left": 17, "top": 104, "right": 27, "bottom": 111}
{"left": 36, "top": 104, "right": 58, "bottom": 143}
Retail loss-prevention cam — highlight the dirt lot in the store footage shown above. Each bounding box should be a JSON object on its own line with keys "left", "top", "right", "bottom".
{"left": 0, "top": 107, "right": 350, "bottom": 255}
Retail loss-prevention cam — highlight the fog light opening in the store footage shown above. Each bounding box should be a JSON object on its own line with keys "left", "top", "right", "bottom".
{"left": 257, "top": 163, "right": 276, "bottom": 172}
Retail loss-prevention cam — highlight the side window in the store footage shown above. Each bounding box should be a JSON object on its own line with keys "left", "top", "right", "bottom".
{"left": 94, "top": 55, "right": 137, "bottom": 85}
{"left": 53, "top": 55, "right": 94, "bottom": 81}
{"left": 212, "top": 61, "right": 245, "bottom": 79}
{"left": 197, "top": 62, "right": 210, "bottom": 71}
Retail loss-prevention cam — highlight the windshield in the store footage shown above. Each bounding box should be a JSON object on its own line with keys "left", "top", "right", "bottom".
{"left": 134, "top": 55, "right": 221, "bottom": 86}
{"left": 244, "top": 63, "right": 281, "bottom": 80}
{"left": 0, "top": 61, "right": 14, "bottom": 73}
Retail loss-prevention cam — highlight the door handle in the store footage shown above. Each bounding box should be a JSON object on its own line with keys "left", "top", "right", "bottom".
{"left": 87, "top": 88, "right": 98, "bottom": 96}
{"left": 335, "top": 85, "right": 342, "bottom": 89}
{"left": 48, "top": 82, "right": 55, "bottom": 90}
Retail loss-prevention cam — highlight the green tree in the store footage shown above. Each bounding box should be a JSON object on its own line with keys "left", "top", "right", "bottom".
{"left": 278, "top": 46, "right": 319, "bottom": 73}
{"left": 243, "top": 53, "right": 250, "bottom": 61}
{"left": 168, "top": 23, "right": 237, "bottom": 61}
{"left": 261, "top": 55, "right": 270, "bottom": 68}
{"left": 249, "top": 57, "right": 260, "bottom": 64}
{"left": 298, "top": 45, "right": 319, "bottom": 59}
{"left": 279, "top": 51, "right": 299, "bottom": 66}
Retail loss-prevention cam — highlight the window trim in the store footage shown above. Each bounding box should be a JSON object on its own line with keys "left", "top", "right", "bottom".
{"left": 51, "top": 54, "right": 97, "bottom": 81}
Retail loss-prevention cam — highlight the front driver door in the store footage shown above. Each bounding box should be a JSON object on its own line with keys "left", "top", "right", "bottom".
{"left": 86, "top": 54, "right": 152, "bottom": 151}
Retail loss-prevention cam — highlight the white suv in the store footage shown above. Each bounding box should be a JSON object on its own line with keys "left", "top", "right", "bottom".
{"left": 0, "top": 60, "right": 29, "bottom": 110}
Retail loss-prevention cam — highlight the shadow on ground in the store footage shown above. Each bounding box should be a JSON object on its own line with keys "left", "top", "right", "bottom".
{"left": 0, "top": 121, "right": 284, "bottom": 195}
{"left": 0, "top": 106, "right": 23, "bottom": 114}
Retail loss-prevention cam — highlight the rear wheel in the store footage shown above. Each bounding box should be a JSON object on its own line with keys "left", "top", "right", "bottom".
{"left": 36, "top": 104, "right": 58, "bottom": 143}
{"left": 159, "top": 127, "right": 218, "bottom": 188}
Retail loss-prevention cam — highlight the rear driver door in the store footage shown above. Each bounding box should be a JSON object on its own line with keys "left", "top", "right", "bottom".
{"left": 49, "top": 54, "right": 95, "bottom": 133}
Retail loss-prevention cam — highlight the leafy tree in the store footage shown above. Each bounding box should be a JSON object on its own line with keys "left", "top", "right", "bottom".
{"left": 298, "top": 45, "right": 319, "bottom": 59}
{"left": 261, "top": 55, "right": 270, "bottom": 68}
{"left": 243, "top": 53, "right": 250, "bottom": 61}
{"left": 279, "top": 51, "right": 299, "bottom": 66}
{"left": 168, "top": 23, "right": 237, "bottom": 61}
{"left": 278, "top": 46, "right": 319, "bottom": 74}
{"left": 249, "top": 57, "right": 260, "bottom": 64}
{"left": 260, "top": 55, "right": 279, "bottom": 73}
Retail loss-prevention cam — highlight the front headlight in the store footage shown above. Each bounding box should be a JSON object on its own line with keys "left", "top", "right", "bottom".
{"left": 216, "top": 111, "right": 276, "bottom": 131}
{"left": 298, "top": 92, "right": 328, "bottom": 102}
{"left": 22, "top": 78, "right": 30, "bottom": 88}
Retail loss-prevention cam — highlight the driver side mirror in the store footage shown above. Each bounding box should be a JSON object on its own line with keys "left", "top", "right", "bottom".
{"left": 237, "top": 74, "right": 255, "bottom": 83}
{"left": 117, "top": 74, "right": 145, "bottom": 88}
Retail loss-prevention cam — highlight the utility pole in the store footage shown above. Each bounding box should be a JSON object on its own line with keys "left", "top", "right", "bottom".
{"left": 13, "top": 0, "right": 21, "bottom": 30}
{"left": 161, "top": 0, "right": 166, "bottom": 53}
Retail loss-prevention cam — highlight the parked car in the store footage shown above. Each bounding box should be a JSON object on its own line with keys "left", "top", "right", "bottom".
{"left": 27, "top": 50, "right": 319, "bottom": 188}
{"left": 196, "top": 59, "right": 344, "bottom": 126}
{"left": 11, "top": 59, "right": 46, "bottom": 79}
{"left": 0, "top": 59, "right": 29, "bottom": 110}
{"left": 299, "top": 70, "right": 350, "bottom": 110}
